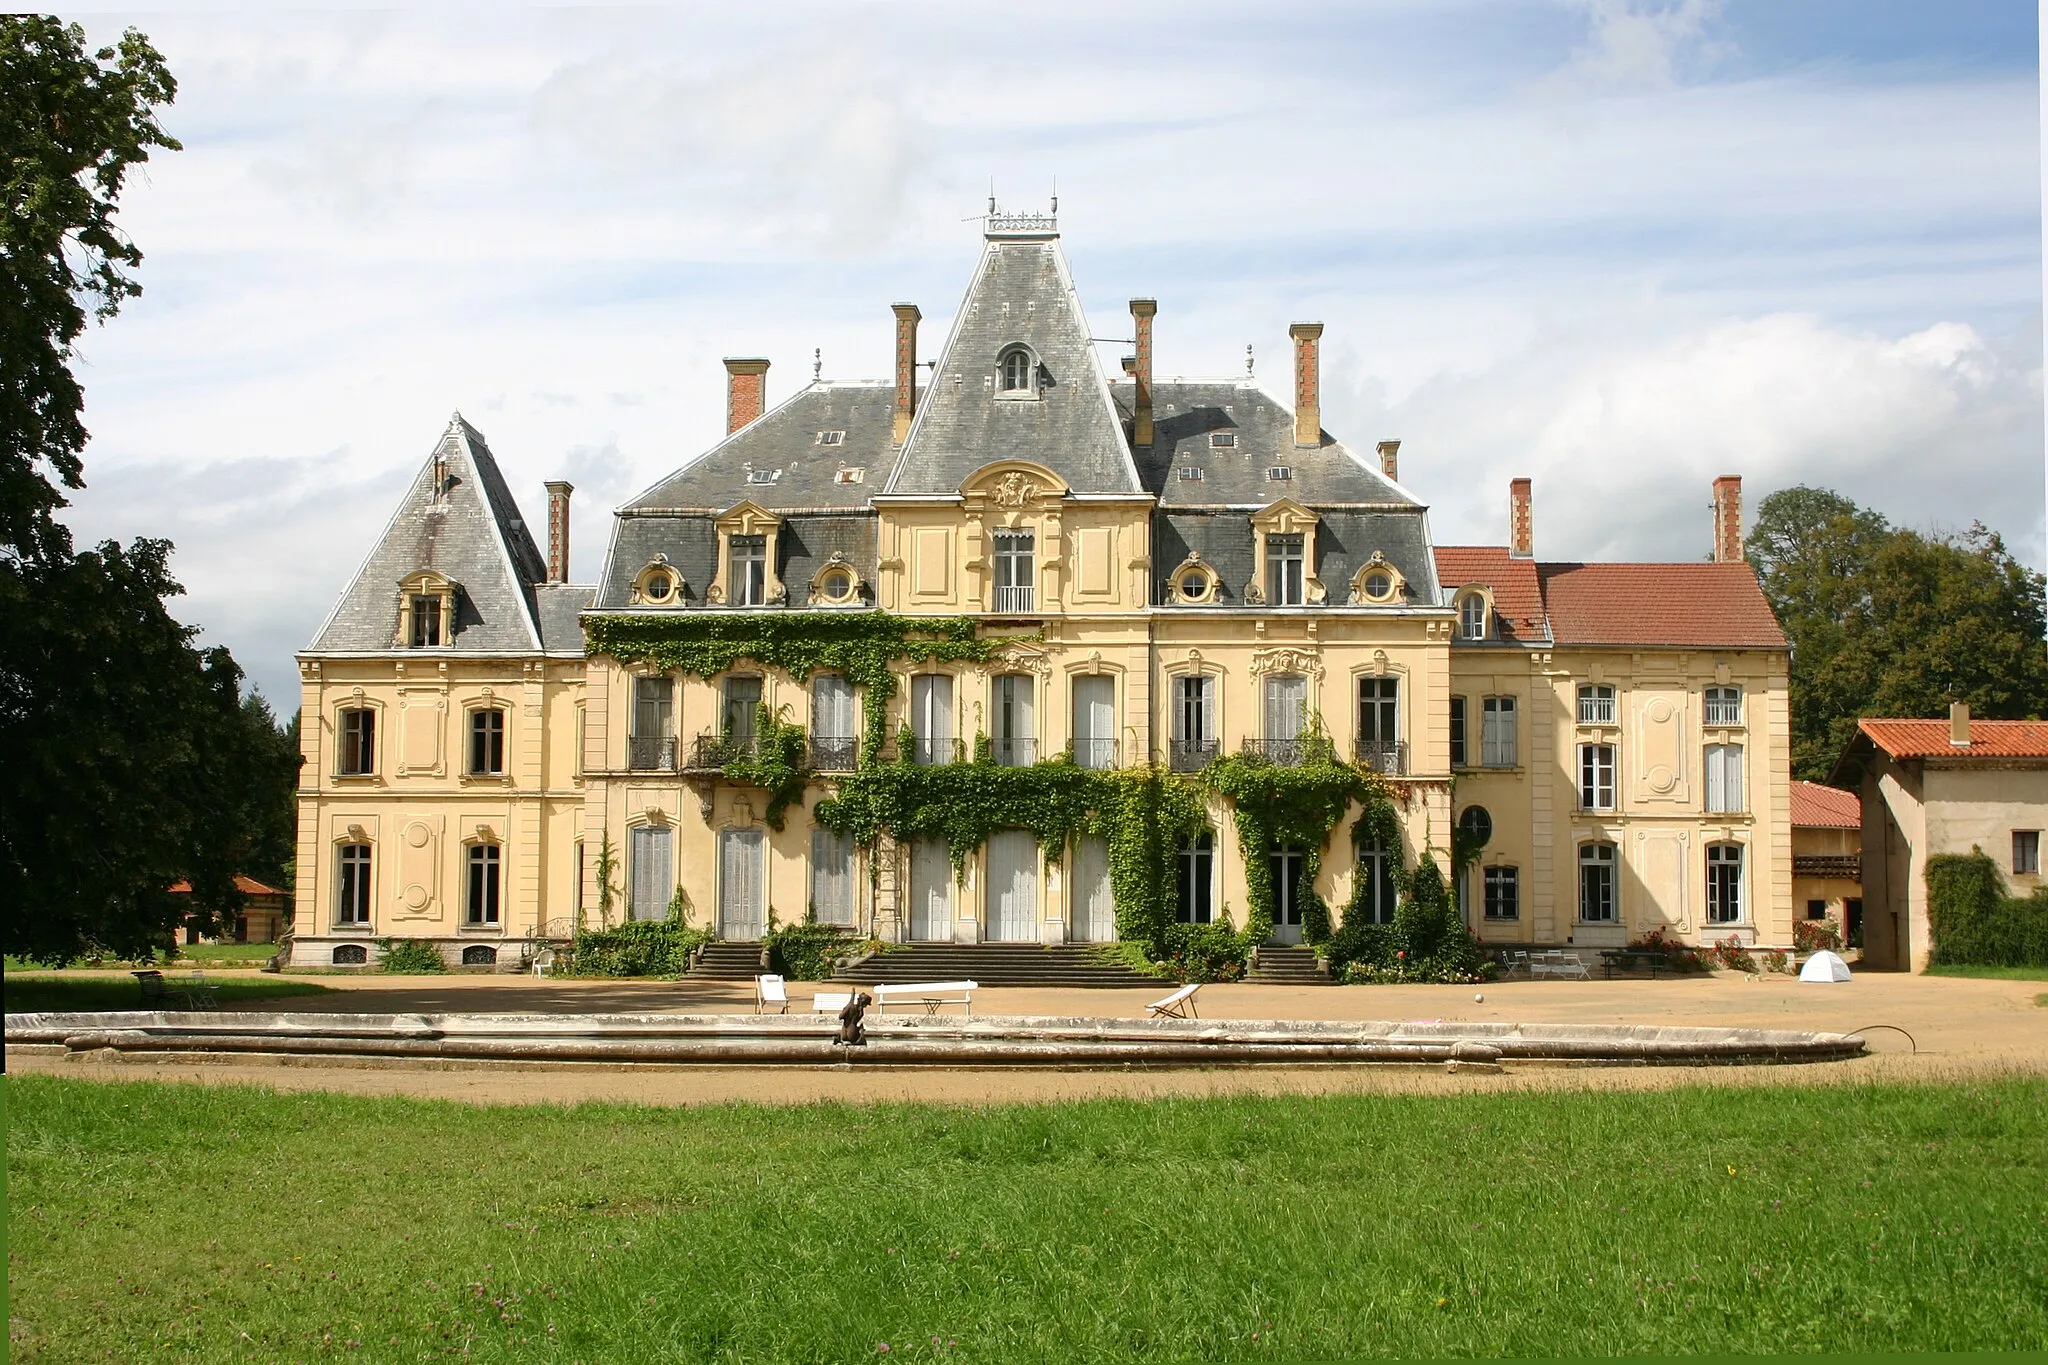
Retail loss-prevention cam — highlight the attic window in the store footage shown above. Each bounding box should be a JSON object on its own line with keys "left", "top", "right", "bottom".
{"left": 835, "top": 468, "right": 865, "bottom": 485}
{"left": 816, "top": 431, "right": 845, "bottom": 446}
{"left": 1265, "top": 466, "right": 1293, "bottom": 482}
{"left": 1177, "top": 467, "right": 1203, "bottom": 482}
{"left": 747, "top": 469, "right": 782, "bottom": 485}
{"left": 1209, "top": 432, "right": 1237, "bottom": 449}
{"left": 998, "top": 346, "right": 1034, "bottom": 395}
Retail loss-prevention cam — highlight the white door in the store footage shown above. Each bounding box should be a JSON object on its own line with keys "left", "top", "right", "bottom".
{"left": 909, "top": 837, "right": 953, "bottom": 941}
{"left": 629, "top": 826, "right": 672, "bottom": 922}
{"left": 985, "top": 830, "right": 1038, "bottom": 942}
{"left": 1071, "top": 836, "right": 1115, "bottom": 943}
{"left": 1269, "top": 843, "right": 1306, "bottom": 944}
{"left": 718, "top": 828, "right": 766, "bottom": 939}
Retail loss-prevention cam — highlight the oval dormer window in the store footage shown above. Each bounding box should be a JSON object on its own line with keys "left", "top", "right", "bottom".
{"left": 1363, "top": 571, "right": 1392, "bottom": 601}
{"left": 999, "top": 347, "right": 1033, "bottom": 394}
{"left": 643, "top": 571, "right": 674, "bottom": 603}
{"left": 1179, "top": 571, "right": 1209, "bottom": 602}
{"left": 821, "top": 570, "right": 852, "bottom": 602}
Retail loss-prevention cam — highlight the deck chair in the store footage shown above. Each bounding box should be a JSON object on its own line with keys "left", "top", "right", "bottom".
{"left": 754, "top": 974, "right": 790, "bottom": 1015}
{"left": 1145, "top": 983, "right": 1201, "bottom": 1019}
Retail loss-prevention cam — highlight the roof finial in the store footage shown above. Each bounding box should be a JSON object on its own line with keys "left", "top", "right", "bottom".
{"left": 813, "top": 347, "right": 822, "bottom": 382}
{"left": 1245, "top": 344, "right": 1254, "bottom": 376}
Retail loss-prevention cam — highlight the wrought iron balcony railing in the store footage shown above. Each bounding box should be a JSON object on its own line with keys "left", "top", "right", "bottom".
{"left": 687, "top": 733, "right": 760, "bottom": 771}
{"left": 910, "top": 736, "right": 964, "bottom": 766}
{"left": 628, "top": 735, "right": 678, "bottom": 771}
{"left": 1239, "top": 737, "right": 1336, "bottom": 767}
{"left": 1353, "top": 738, "right": 1408, "bottom": 776}
{"left": 991, "top": 736, "right": 1037, "bottom": 766}
{"left": 1168, "top": 739, "right": 1218, "bottom": 772}
{"left": 1071, "top": 737, "right": 1119, "bottom": 771}
{"left": 990, "top": 585, "right": 1035, "bottom": 614}
{"left": 809, "top": 736, "right": 859, "bottom": 771}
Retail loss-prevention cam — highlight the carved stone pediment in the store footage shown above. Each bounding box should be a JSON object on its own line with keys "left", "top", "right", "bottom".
{"left": 1249, "top": 646, "right": 1323, "bottom": 680}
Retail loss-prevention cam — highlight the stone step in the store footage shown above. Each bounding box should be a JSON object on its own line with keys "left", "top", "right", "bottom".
{"left": 1247, "top": 946, "right": 1332, "bottom": 985}
{"left": 835, "top": 944, "right": 1162, "bottom": 989}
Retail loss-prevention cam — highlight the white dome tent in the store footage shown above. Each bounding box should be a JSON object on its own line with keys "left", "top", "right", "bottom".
{"left": 1799, "top": 949, "right": 1852, "bottom": 983}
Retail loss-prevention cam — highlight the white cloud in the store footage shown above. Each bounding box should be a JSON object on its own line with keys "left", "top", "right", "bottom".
{"left": 1540, "top": 0, "right": 1727, "bottom": 95}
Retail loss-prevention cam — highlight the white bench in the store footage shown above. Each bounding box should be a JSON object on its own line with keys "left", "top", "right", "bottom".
{"left": 1145, "top": 983, "right": 1201, "bottom": 1019}
{"left": 872, "top": 980, "right": 977, "bottom": 1018}
{"left": 812, "top": 991, "right": 853, "bottom": 1013}
{"left": 754, "top": 974, "right": 790, "bottom": 1014}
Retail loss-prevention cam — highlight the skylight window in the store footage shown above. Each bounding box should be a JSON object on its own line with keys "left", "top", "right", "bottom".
{"left": 1265, "top": 466, "right": 1293, "bottom": 482}
{"left": 835, "top": 468, "right": 865, "bottom": 485}
{"left": 1210, "top": 432, "right": 1237, "bottom": 449}
{"left": 1178, "top": 467, "right": 1203, "bottom": 481}
{"left": 747, "top": 469, "right": 782, "bottom": 485}
{"left": 816, "top": 431, "right": 845, "bottom": 446}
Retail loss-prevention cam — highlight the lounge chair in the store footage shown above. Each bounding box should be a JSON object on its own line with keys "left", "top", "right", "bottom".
{"left": 1146, "top": 983, "right": 1201, "bottom": 1019}
{"left": 755, "top": 974, "right": 790, "bottom": 1014}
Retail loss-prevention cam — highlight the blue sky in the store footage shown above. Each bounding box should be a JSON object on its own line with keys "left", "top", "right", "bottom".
{"left": 57, "top": 1, "right": 2043, "bottom": 706}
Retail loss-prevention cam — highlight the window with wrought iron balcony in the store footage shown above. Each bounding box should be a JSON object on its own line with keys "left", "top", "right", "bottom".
{"left": 910, "top": 673, "right": 956, "bottom": 765}
{"left": 1245, "top": 673, "right": 1319, "bottom": 764}
{"left": 991, "top": 530, "right": 1035, "bottom": 613}
{"left": 629, "top": 676, "right": 676, "bottom": 771}
{"left": 1072, "top": 675, "right": 1116, "bottom": 769}
{"left": 811, "top": 673, "right": 857, "bottom": 771}
{"left": 1170, "top": 674, "right": 1217, "bottom": 771}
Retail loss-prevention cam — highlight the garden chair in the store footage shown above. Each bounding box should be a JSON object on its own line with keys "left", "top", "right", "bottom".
{"left": 755, "top": 974, "right": 790, "bottom": 1014}
{"left": 530, "top": 947, "right": 556, "bottom": 979}
{"left": 1145, "top": 983, "right": 1201, "bottom": 1019}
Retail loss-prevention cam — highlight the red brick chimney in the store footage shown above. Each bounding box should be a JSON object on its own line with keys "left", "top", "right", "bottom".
{"left": 1289, "top": 322, "right": 1324, "bottom": 447}
{"left": 1712, "top": 475, "right": 1744, "bottom": 563}
{"left": 1509, "top": 477, "right": 1533, "bottom": 559}
{"left": 724, "top": 357, "right": 770, "bottom": 435}
{"left": 891, "top": 304, "right": 920, "bottom": 446}
{"left": 544, "top": 481, "right": 572, "bottom": 583}
{"left": 1130, "top": 298, "right": 1157, "bottom": 447}
{"left": 1376, "top": 440, "right": 1400, "bottom": 482}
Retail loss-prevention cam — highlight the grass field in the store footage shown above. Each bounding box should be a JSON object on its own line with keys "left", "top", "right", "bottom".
{"left": 7, "top": 1076, "right": 2044, "bottom": 1362}
{"left": 1926, "top": 963, "right": 2048, "bottom": 981}
{"left": 1, "top": 975, "right": 333, "bottom": 1014}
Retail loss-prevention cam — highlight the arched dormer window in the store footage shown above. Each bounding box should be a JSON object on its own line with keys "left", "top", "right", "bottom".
{"left": 999, "top": 346, "right": 1034, "bottom": 395}
{"left": 1457, "top": 589, "right": 1491, "bottom": 641}
{"left": 397, "top": 570, "right": 457, "bottom": 647}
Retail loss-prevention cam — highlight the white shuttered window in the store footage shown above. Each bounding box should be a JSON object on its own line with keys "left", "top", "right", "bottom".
{"left": 1705, "top": 743, "right": 1745, "bottom": 814}
{"left": 629, "top": 826, "right": 672, "bottom": 922}
{"left": 811, "top": 827, "right": 856, "bottom": 926}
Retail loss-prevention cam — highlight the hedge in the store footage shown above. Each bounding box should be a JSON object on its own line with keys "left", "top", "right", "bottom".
{"left": 1925, "top": 851, "right": 2048, "bottom": 968}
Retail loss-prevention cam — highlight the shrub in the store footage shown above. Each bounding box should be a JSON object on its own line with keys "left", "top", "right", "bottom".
{"left": 763, "top": 922, "right": 856, "bottom": 981}
{"left": 1707, "top": 936, "right": 1757, "bottom": 974}
{"left": 1323, "top": 854, "right": 1490, "bottom": 985}
{"left": 570, "top": 921, "right": 713, "bottom": 978}
{"left": 373, "top": 938, "right": 447, "bottom": 974}
{"left": 1158, "top": 922, "right": 1252, "bottom": 982}
{"left": 1793, "top": 918, "right": 1843, "bottom": 953}
{"left": 1927, "top": 851, "right": 2048, "bottom": 968}
{"left": 1624, "top": 928, "right": 1708, "bottom": 971}
{"left": 1760, "top": 948, "right": 1790, "bottom": 974}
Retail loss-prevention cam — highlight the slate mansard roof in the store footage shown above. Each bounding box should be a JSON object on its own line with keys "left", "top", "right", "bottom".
{"left": 307, "top": 416, "right": 593, "bottom": 656}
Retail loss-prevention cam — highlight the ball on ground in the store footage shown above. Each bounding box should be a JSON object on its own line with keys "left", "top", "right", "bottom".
{"left": 1473, "top": 993, "right": 1484, "bottom": 1003}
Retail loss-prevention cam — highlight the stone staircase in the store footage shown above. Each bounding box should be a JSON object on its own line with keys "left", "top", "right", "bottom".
{"left": 836, "top": 943, "right": 1163, "bottom": 989}
{"left": 689, "top": 940, "right": 768, "bottom": 980}
{"left": 1247, "top": 944, "right": 1332, "bottom": 985}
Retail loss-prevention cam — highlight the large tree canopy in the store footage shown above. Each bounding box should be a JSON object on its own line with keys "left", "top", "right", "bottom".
{"left": 1748, "top": 486, "right": 2048, "bottom": 779}
{"left": 1, "top": 18, "right": 300, "bottom": 963}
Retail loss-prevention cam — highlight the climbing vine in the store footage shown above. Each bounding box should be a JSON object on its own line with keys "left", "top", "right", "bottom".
{"left": 584, "top": 612, "right": 1009, "bottom": 762}
{"left": 721, "top": 705, "right": 812, "bottom": 830}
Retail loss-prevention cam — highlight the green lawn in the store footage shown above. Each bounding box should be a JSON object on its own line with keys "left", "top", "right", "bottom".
{"left": 7, "top": 1077, "right": 2044, "bottom": 1361}
{"left": 1926, "top": 962, "right": 2048, "bottom": 981}
{"left": 2, "top": 974, "right": 333, "bottom": 1014}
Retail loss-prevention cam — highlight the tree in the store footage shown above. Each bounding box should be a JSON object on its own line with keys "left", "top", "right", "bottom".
{"left": 0, "top": 19, "right": 300, "bottom": 962}
{"left": 1748, "top": 486, "right": 2048, "bottom": 779}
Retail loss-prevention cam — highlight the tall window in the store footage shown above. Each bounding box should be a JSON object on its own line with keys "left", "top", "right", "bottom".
{"left": 410, "top": 594, "right": 443, "bottom": 647}
{"left": 1176, "top": 832, "right": 1214, "bottom": 924}
{"left": 1001, "top": 347, "right": 1033, "bottom": 393}
{"left": 1578, "top": 743, "right": 1616, "bottom": 811}
{"left": 469, "top": 708, "right": 506, "bottom": 775}
{"left": 911, "top": 674, "right": 954, "bottom": 765}
{"left": 1480, "top": 696, "right": 1517, "bottom": 768}
{"left": 1705, "top": 685, "right": 1743, "bottom": 726}
{"left": 1483, "top": 866, "right": 1519, "bottom": 921}
{"left": 1072, "top": 675, "right": 1116, "bottom": 769}
{"left": 723, "top": 675, "right": 762, "bottom": 743}
{"left": 992, "top": 673, "right": 1035, "bottom": 766}
{"left": 1267, "top": 534, "right": 1305, "bottom": 606}
{"left": 629, "top": 825, "right": 672, "bottom": 922}
{"left": 1357, "top": 677, "right": 1399, "bottom": 771}
{"left": 1577, "top": 684, "right": 1616, "bottom": 725}
{"left": 730, "top": 535, "right": 767, "bottom": 606}
{"left": 465, "top": 844, "right": 501, "bottom": 926}
{"left": 2015, "top": 830, "right": 2041, "bottom": 876}
{"left": 1458, "top": 593, "right": 1487, "bottom": 640}
{"left": 992, "top": 531, "right": 1035, "bottom": 613}
{"left": 1449, "top": 696, "right": 1467, "bottom": 769}
{"left": 812, "top": 827, "right": 856, "bottom": 925}
{"left": 1173, "top": 674, "right": 1215, "bottom": 769}
{"left": 337, "top": 844, "right": 372, "bottom": 925}
{"left": 1269, "top": 843, "right": 1307, "bottom": 934}
{"left": 1355, "top": 841, "right": 1397, "bottom": 925}
{"left": 811, "top": 674, "right": 856, "bottom": 769}
{"left": 1264, "top": 674, "right": 1307, "bottom": 754}
{"left": 339, "top": 708, "right": 376, "bottom": 775}
{"left": 631, "top": 676, "right": 674, "bottom": 769}
{"left": 1579, "top": 843, "right": 1617, "bottom": 923}
{"left": 1706, "top": 843, "right": 1744, "bottom": 924}
{"left": 1704, "top": 743, "right": 1745, "bottom": 814}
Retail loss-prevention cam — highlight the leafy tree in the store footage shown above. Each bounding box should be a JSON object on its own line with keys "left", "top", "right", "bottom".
{"left": 1748, "top": 486, "right": 2048, "bottom": 778}
{"left": 1, "top": 19, "right": 300, "bottom": 962}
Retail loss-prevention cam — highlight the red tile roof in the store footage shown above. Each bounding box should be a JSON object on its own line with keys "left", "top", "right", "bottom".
{"left": 1432, "top": 547, "right": 1547, "bottom": 642}
{"left": 1790, "top": 780, "right": 1860, "bottom": 828}
{"left": 1538, "top": 563, "right": 1786, "bottom": 648}
{"left": 168, "top": 875, "right": 287, "bottom": 897}
{"left": 1858, "top": 718, "right": 2048, "bottom": 761}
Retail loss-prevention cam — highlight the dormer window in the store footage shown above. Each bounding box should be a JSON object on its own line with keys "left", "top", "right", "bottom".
{"left": 999, "top": 346, "right": 1034, "bottom": 395}
{"left": 731, "top": 536, "right": 767, "bottom": 606}
{"left": 1209, "top": 432, "right": 1236, "bottom": 449}
{"left": 815, "top": 431, "right": 845, "bottom": 446}
{"left": 410, "top": 594, "right": 442, "bottom": 647}
{"left": 746, "top": 469, "right": 781, "bottom": 485}
{"left": 710, "top": 500, "right": 784, "bottom": 608}
{"left": 1458, "top": 591, "right": 1490, "bottom": 640}
{"left": 1267, "top": 534, "right": 1305, "bottom": 606}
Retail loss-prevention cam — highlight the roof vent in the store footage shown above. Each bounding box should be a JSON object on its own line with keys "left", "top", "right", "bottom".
{"left": 747, "top": 469, "right": 782, "bottom": 485}
{"left": 1178, "top": 467, "right": 1204, "bottom": 481}
{"left": 1265, "top": 466, "right": 1293, "bottom": 482}
{"left": 816, "top": 430, "right": 845, "bottom": 446}
{"left": 1209, "top": 432, "right": 1237, "bottom": 449}
{"left": 835, "top": 468, "right": 865, "bottom": 485}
